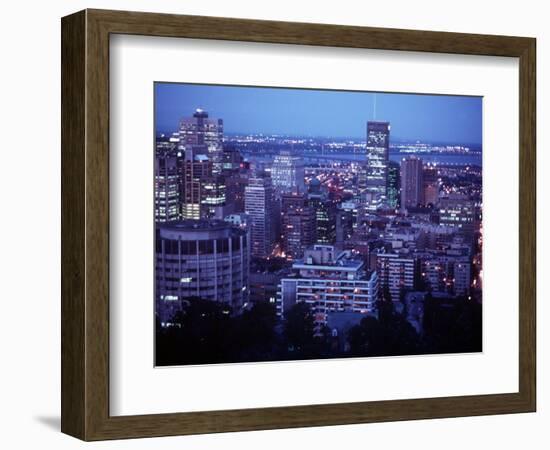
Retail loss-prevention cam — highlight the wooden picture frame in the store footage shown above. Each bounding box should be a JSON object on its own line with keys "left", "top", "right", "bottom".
{"left": 61, "top": 9, "right": 536, "bottom": 441}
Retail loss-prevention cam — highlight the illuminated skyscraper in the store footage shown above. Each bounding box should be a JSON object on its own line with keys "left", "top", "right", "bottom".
{"left": 178, "top": 109, "right": 224, "bottom": 174}
{"left": 387, "top": 160, "right": 401, "bottom": 209}
{"left": 155, "top": 152, "right": 181, "bottom": 223}
{"left": 245, "top": 176, "right": 276, "bottom": 258}
{"left": 181, "top": 146, "right": 212, "bottom": 220}
{"left": 308, "top": 192, "right": 337, "bottom": 245}
{"left": 271, "top": 151, "right": 306, "bottom": 194}
{"left": 401, "top": 156, "right": 424, "bottom": 209}
{"left": 364, "top": 121, "right": 390, "bottom": 211}
{"left": 281, "top": 193, "right": 316, "bottom": 259}
{"left": 200, "top": 175, "right": 227, "bottom": 219}
{"left": 179, "top": 143, "right": 228, "bottom": 220}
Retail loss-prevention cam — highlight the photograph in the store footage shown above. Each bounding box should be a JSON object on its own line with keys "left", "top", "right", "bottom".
{"left": 154, "top": 83, "right": 483, "bottom": 366}
{"left": 1, "top": 0, "right": 541, "bottom": 445}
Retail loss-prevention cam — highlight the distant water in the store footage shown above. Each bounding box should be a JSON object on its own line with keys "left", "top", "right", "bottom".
{"left": 389, "top": 153, "right": 482, "bottom": 166}
{"left": 304, "top": 152, "right": 482, "bottom": 166}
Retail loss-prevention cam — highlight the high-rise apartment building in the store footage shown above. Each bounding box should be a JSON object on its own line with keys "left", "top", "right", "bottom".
{"left": 277, "top": 245, "right": 379, "bottom": 325}
{"left": 401, "top": 156, "right": 424, "bottom": 209}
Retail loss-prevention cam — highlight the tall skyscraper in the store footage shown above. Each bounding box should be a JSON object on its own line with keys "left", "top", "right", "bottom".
{"left": 200, "top": 175, "right": 227, "bottom": 219}
{"left": 308, "top": 192, "right": 336, "bottom": 245}
{"left": 335, "top": 204, "right": 355, "bottom": 247}
{"left": 271, "top": 151, "right": 306, "bottom": 194}
{"left": 281, "top": 193, "right": 316, "bottom": 260}
{"left": 220, "top": 145, "right": 247, "bottom": 215}
{"left": 364, "top": 121, "right": 390, "bottom": 211}
{"left": 178, "top": 109, "right": 224, "bottom": 174}
{"left": 401, "top": 156, "right": 424, "bottom": 209}
{"left": 423, "top": 164, "right": 440, "bottom": 206}
{"left": 387, "top": 160, "right": 401, "bottom": 209}
{"left": 245, "top": 176, "right": 276, "bottom": 258}
{"left": 181, "top": 145, "right": 213, "bottom": 220}
{"left": 155, "top": 153, "right": 181, "bottom": 223}
{"left": 224, "top": 172, "right": 247, "bottom": 215}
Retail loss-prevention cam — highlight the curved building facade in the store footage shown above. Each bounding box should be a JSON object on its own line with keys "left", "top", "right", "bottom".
{"left": 156, "top": 220, "right": 249, "bottom": 324}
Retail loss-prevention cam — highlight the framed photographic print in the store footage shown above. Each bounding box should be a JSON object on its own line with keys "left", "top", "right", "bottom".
{"left": 61, "top": 9, "right": 536, "bottom": 441}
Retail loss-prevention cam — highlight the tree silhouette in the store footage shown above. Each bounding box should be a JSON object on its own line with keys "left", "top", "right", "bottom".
{"left": 348, "top": 299, "right": 420, "bottom": 357}
{"left": 422, "top": 295, "right": 482, "bottom": 354}
{"left": 155, "top": 292, "right": 480, "bottom": 366}
{"left": 284, "top": 302, "right": 316, "bottom": 354}
{"left": 155, "top": 298, "right": 282, "bottom": 366}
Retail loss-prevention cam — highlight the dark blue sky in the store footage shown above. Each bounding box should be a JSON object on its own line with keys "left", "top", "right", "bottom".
{"left": 155, "top": 82, "right": 482, "bottom": 145}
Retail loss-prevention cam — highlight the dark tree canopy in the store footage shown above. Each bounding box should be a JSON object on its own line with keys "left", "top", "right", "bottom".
{"left": 156, "top": 295, "right": 481, "bottom": 366}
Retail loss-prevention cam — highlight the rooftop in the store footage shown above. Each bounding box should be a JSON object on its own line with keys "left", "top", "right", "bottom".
{"left": 292, "top": 246, "right": 364, "bottom": 272}
{"left": 159, "top": 220, "right": 246, "bottom": 239}
{"left": 292, "top": 258, "right": 363, "bottom": 271}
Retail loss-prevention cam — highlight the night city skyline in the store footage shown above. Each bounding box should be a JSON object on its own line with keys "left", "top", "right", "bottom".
{"left": 154, "top": 82, "right": 483, "bottom": 367}
{"left": 155, "top": 82, "right": 483, "bottom": 145}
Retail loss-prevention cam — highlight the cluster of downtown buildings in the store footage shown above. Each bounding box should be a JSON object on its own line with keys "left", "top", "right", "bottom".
{"left": 155, "top": 108, "right": 482, "bottom": 341}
